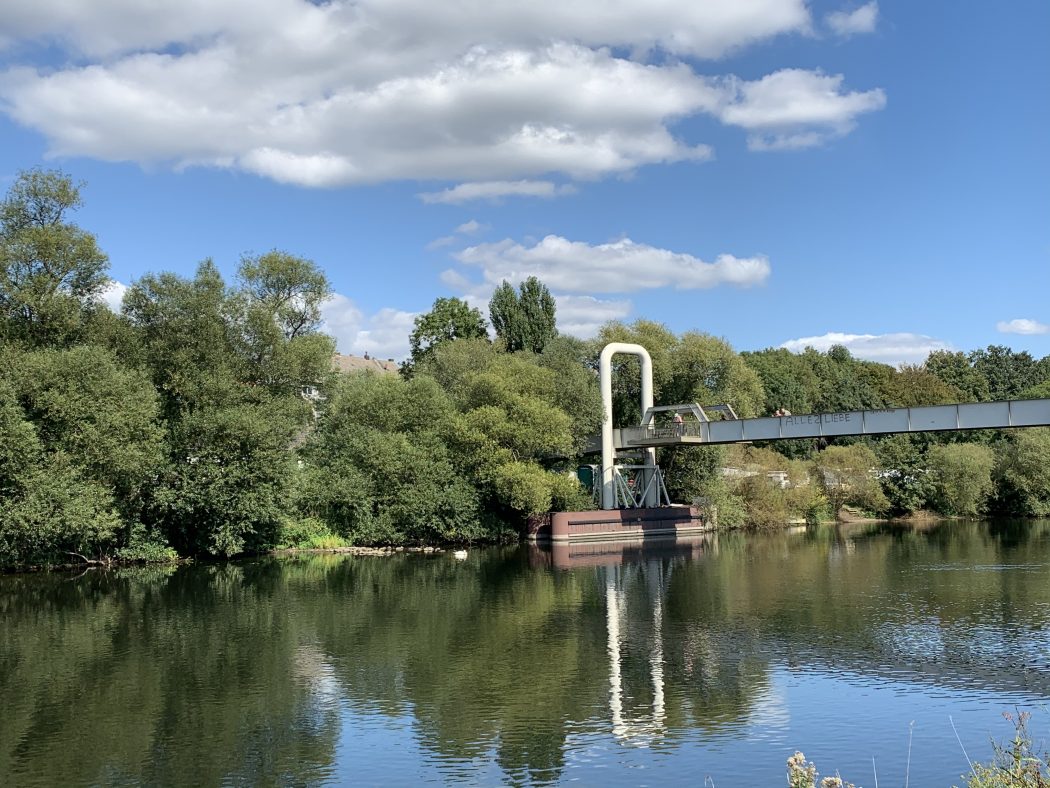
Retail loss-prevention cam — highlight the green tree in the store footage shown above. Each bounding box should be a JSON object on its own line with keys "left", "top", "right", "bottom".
{"left": 152, "top": 401, "right": 299, "bottom": 556}
{"left": 0, "top": 344, "right": 165, "bottom": 565}
{"left": 237, "top": 250, "right": 331, "bottom": 340}
{"left": 0, "top": 453, "right": 121, "bottom": 567}
{"left": 299, "top": 372, "right": 484, "bottom": 543}
{"left": 0, "top": 377, "right": 39, "bottom": 496}
{"left": 407, "top": 297, "right": 488, "bottom": 370}
{"left": 811, "top": 345, "right": 887, "bottom": 413}
{"left": 8, "top": 345, "right": 164, "bottom": 518}
{"left": 925, "top": 350, "right": 989, "bottom": 402}
{"left": 811, "top": 444, "right": 888, "bottom": 517}
{"left": 670, "top": 331, "right": 764, "bottom": 418}
{"left": 124, "top": 260, "right": 322, "bottom": 556}
{"left": 968, "top": 345, "right": 1039, "bottom": 401}
{"left": 1020, "top": 379, "right": 1050, "bottom": 400}
{"left": 416, "top": 339, "right": 586, "bottom": 521}
{"left": 872, "top": 434, "right": 934, "bottom": 515}
{"left": 234, "top": 250, "right": 335, "bottom": 395}
{"left": 488, "top": 276, "right": 557, "bottom": 353}
{"left": 535, "top": 335, "right": 602, "bottom": 454}
{"left": 927, "top": 443, "right": 994, "bottom": 517}
{"left": 993, "top": 428, "right": 1050, "bottom": 516}
{"left": 882, "top": 364, "right": 965, "bottom": 407}
{"left": 596, "top": 320, "right": 763, "bottom": 422}
{"left": 741, "top": 347, "right": 820, "bottom": 416}
{"left": 124, "top": 260, "right": 244, "bottom": 416}
{"left": 0, "top": 169, "right": 109, "bottom": 347}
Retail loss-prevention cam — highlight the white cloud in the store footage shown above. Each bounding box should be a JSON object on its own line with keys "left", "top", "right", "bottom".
{"left": 419, "top": 180, "right": 579, "bottom": 204}
{"left": 320, "top": 293, "right": 415, "bottom": 359}
{"left": 556, "top": 294, "right": 632, "bottom": 338}
{"left": 0, "top": 0, "right": 810, "bottom": 61}
{"left": 997, "top": 318, "right": 1050, "bottom": 336}
{"left": 427, "top": 218, "right": 487, "bottom": 249}
{"left": 3, "top": 44, "right": 719, "bottom": 186}
{"left": 716, "top": 69, "right": 886, "bottom": 150}
{"left": 453, "top": 235, "right": 770, "bottom": 294}
{"left": 426, "top": 235, "right": 458, "bottom": 250}
{"left": 351, "top": 308, "right": 417, "bottom": 360}
{"left": 0, "top": 2, "right": 885, "bottom": 186}
{"left": 319, "top": 292, "right": 364, "bottom": 349}
{"left": 96, "top": 280, "right": 128, "bottom": 312}
{"left": 438, "top": 264, "right": 632, "bottom": 338}
{"left": 779, "top": 331, "right": 952, "bottom": 365}
{"left": 826, "top": 2, "right": 879, "bottom": 37}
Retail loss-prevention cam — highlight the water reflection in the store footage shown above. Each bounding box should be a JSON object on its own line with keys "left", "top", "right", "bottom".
{"left": 2, "top": 520, "right": 1050, "bottom": 786}
{"left": 604, "top": 562, "right": 667, "bottom": 746}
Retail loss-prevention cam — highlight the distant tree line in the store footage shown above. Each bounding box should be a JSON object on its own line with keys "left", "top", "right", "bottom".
{"left": 1, "top": 169, "right": 1049, "bottom": 568}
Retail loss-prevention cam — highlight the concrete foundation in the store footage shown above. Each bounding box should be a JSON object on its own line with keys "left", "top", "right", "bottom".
{"left": 526, "top": 505, "right": 710, "bottom": 543}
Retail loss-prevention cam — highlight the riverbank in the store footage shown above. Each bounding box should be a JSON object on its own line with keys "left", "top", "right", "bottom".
{"left": 272, "top": 545, "right": 450, "bottom": 557}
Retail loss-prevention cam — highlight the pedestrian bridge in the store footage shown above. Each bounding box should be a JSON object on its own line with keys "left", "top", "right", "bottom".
{"left": 590, "top": 341, "right": 1050, "bottom": 512}
{"left": 586, "top": 398, "right": 1050, "bottom": 453}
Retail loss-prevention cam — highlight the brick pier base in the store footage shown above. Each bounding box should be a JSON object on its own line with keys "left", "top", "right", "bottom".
{"left": 526, "top": 506, "right": 710, "bottom": 543}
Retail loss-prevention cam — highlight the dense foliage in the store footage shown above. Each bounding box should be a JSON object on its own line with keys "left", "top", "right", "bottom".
{"left": 489, "top": 276, "right": 557, "bottom": 353}
{"left": 2, "top": 169, "right": 1050, "bottom": 568}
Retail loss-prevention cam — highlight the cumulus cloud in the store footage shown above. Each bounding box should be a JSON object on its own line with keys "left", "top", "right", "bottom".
{"left": 997, "top": 318, "right": 1050, "bottom": 336}
{"left": 826, "top": 2, "right": 879, "bottom": 37}
{"left": 556, "top": 294, "right": 632, "bottom": 338}
{"left": 779, "top": 331, "right": 952, "bottom": 365}
{"left": 320, "top": 292, "right": 415, "bottom": 359}
{"left": 350, "top": 308, "right": 417, "bottom": 359}
{"left": 419, "top": 180, "right": 578, "bottom": 204}
{"left": 0, "top": 1, "right": 885, "bottom": 186}
{"left": 438, "top": 258, "right": 634, "bottom": 338}
{"left": 453, "top": 235, "right": 770, "bottom": 294}
{"left": 435, "top": 230, "right": 766, "bottom": 339}
{"left": 0, "top": 0, "right": 810, "bottom": 60}
{"left": 319, "top": 292, "right": 364, "bottom": 348}
{"left": 716, "top": 69, "right": 886, "bottom": 150}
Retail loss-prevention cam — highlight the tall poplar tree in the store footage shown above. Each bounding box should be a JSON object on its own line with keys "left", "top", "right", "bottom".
{"left": 488, "top": 276, "right": 556, "bottom": 353}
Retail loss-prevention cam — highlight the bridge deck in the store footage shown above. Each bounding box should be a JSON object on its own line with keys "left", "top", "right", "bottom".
{"left": 586, "top": 398, "right": 1050, "bottom": 452}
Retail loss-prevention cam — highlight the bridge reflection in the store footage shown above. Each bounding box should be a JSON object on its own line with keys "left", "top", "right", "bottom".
{"left": 527, "top": 534, "right": 711, "bottom": 570}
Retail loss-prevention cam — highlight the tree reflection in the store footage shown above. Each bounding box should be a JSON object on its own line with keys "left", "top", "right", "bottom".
{"left": 4, "top": 520, "right": 1050, "bottom": 785}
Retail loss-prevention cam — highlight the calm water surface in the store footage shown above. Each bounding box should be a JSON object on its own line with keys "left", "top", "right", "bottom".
{"left": 4, "top": 520, "right": 1050, "bottom": 786}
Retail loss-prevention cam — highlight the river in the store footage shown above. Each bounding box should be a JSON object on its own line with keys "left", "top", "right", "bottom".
{"left": 3, "top": 520, "right": 1050, "bottom": 786}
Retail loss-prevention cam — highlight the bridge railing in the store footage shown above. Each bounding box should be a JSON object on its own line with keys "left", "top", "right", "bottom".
{"left": 615, "top": 399, "right": 1050, "bottom": 448}
{"left": 623, "top": 422, "right": 704, "bottom": 443}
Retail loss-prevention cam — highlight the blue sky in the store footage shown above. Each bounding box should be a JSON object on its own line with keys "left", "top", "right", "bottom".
{"left": 0, "top": 0, "right": 1047, "bottom": 362}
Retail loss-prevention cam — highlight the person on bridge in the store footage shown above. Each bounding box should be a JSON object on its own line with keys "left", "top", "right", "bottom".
{"left": 672, "top": 412, "right": 684, "bottom": 436}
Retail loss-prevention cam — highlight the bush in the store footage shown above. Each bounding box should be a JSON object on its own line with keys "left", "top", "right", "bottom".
{"left": 722, "top": 447, "right": 827, "bottom": 527}
{"left": 993, "top": 429, "right": 1050, "bottom": 517}
{"left": 927, "top": 443, "right": 994, "bottom": 516}
{"left": 275, "top": 517, "right": 350, "bottom": 550}
{"left": 116, "top": 524, "right": 179, "bottom": 563}
{"left": 812, "top": 444, "right": 888, "bottom": 518}
{"left": 0, "top": 454, "right": 122, "bottom": 567}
